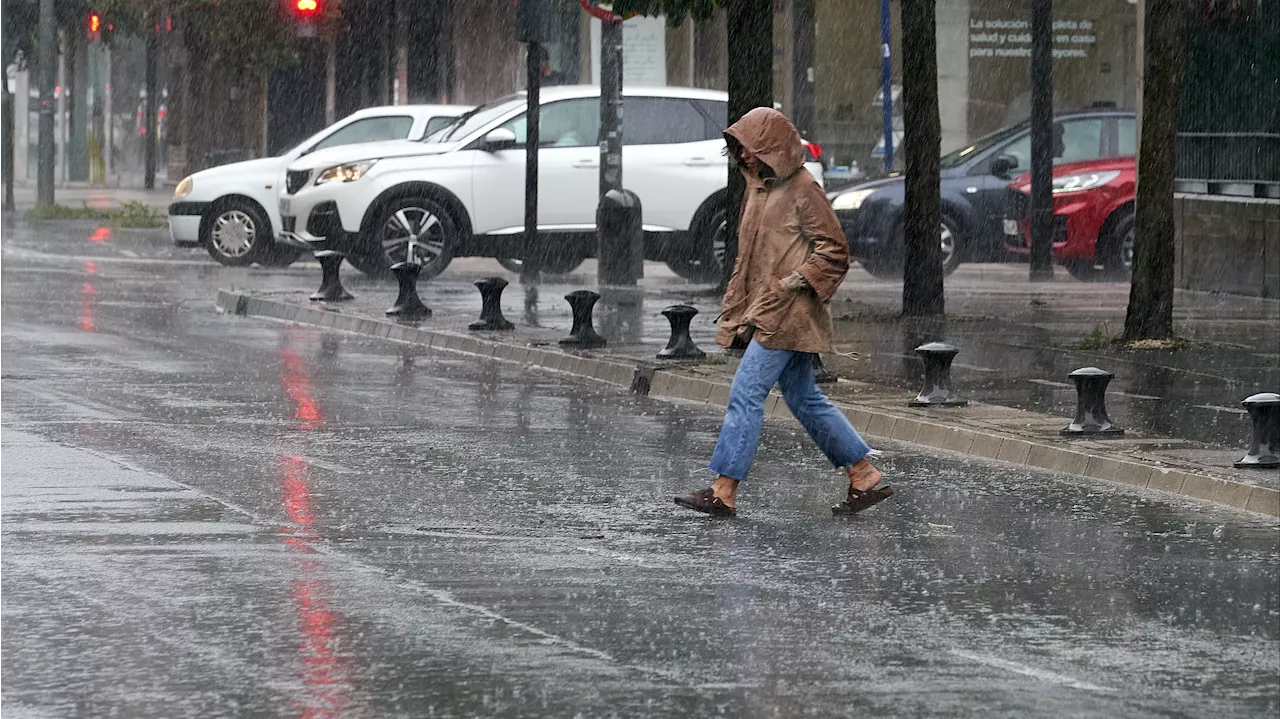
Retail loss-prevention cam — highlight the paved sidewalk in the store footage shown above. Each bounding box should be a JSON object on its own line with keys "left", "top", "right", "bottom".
{"left": 213, "top": 263, "right": 1280, "bottom": 517}
{"left": 9, "top": 184, "right": 174, "bottom": 212}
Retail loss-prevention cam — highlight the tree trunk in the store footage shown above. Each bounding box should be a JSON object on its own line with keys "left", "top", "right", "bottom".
{"left": 1124, "top": 0, "right": 1185, "bottom": 341}
{"left": 720, "top": 0, "right": 772, "bottom": 289}
{"left": 900, "top": 0, "right": 944, "bottom": 316}
{"left": 3, "top": 85, "right": 15, "bottom": 211}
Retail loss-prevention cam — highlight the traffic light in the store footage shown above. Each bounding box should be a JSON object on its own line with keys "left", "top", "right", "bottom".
{"left": 88, "top": 12, "right": 102, "bottom": 41}
{"left": 288, "top": 0, "right": 321, "bottom": 37}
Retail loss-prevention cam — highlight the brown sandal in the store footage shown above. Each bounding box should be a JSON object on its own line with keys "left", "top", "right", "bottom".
{"left": 674, "top": 488, "right": 737, "bottom": 517}
{"left": 831, "top": 484, "right": 894, "bottom": 516}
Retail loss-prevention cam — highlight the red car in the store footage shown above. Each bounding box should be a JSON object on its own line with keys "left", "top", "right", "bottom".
{"left": 1003, "top": 157, "right": 1136, "bottom": 281}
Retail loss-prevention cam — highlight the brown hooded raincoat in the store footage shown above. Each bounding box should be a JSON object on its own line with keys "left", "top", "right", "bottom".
{"left": 716, "top": 108, "right": 849, "bottom": 354}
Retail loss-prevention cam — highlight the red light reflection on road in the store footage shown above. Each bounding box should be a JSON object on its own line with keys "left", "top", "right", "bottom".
{"left": 78, "top": 282, "right": 97, "bottom": 332}
{"left": 279, "top": 343, "right": 323, "bottom": 430}
{"left": 278, "top": 454, "right": 350, "bottom": 718}
{"left": 89, "top": 226, "right": 112, "bottom": 242}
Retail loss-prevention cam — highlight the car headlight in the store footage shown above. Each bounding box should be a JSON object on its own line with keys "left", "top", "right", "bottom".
{"left": 315, "top": 161, "right": 377, "bottom": 185}
{"left": 174, "top": 176, "right": 193, "bottom": 199}
{"left": 831, "top": 188, "right": 876, "bottom": 211}
{"left": 1053, "top": 170, "right": 1122, "bottom": 194}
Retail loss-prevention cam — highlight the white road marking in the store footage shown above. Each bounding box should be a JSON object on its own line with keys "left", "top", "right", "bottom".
{"left": 950, "top": 649, "right": 1117, "bottom": 693}
{"left": 1194, "top": 404, "right": 1249, "bottom": 415}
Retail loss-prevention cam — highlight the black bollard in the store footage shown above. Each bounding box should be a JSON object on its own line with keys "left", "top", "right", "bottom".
{"left": 1235, "top": 392, "right": 1280, "bottom": 468}
{"left": 1061, "top": 367, "right": 1123, "bottom": 436}
{"left": 310, "top": 250, "right": 354, "bottom": 302}
{"left": 657, "top": 305, "right": 704, "bottom": 359}
{"left": 470, "top": 277, "right": 515, "bottom": 331}
{"left": 385, "top": 261, "right": 431, "bottom": 319}
{"left": 813, "top": 354, "right": 838, "bottom": 384}
{"left": 908, "top": 342, "right": 967, "bottom": 407}
{"left": 559, "top": 290, "right": 606, "bottom": 348}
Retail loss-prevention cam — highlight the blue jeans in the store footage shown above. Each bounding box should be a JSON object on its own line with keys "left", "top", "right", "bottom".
{"left": 708, "top": 339, "right": 872, "bottom": 481}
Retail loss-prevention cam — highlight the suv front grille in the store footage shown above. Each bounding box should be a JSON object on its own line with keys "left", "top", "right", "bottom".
{"left": 285, "top": 170, "right": 311, "bottom": 195}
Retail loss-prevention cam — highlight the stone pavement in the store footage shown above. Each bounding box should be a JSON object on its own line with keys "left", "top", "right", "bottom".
{"left": 9, "top": 184, "right": 174, "bottom": 212}
{"left": 213, "top": 261, "right": 1280, "bottom": 517}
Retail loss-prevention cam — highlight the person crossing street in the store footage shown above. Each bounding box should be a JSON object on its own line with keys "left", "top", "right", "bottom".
{"left": 674, "top": 108, "right": 893, "bottom": 518}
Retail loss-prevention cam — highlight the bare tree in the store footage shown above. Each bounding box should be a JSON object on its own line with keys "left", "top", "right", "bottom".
{"left": 1124, "top": 0, "right": 1187, "bottom": 341}
{"left": 900, "top": 0, "right": 944, "bottom": 316}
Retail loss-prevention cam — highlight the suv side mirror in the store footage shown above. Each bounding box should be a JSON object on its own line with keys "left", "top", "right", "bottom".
{"left": 482, "top": 128, "right": 517, "bottom": 152}
{"left": 990, "top": 154, "right": 1019, "bottom": 179}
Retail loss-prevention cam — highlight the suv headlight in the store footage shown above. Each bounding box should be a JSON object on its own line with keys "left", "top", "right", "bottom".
{"left": 316, "top": 160, "right": 377, "bottom": 185}
{"left": 174, "top": 176, "right": 193, "bottom": 198}
{"left": 831, "top": 188, "right": 876, "bottom": 211}
{"left": 1053, "top": 170, "right": 1122, "bottom": 194}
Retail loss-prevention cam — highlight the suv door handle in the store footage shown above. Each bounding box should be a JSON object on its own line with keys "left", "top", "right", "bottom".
{"left": 684, "top": 157, "right": 714, "bottom": 166}
{"left": 572, "top": 159, "right": 599, "bottom": 169}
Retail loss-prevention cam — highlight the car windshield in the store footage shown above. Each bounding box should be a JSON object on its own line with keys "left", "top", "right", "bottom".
{"left": 425, "top": 94, "right": 525, "bottom": 143}
{"left": 939, "top": 122, "right": 1027, "bottom": 169}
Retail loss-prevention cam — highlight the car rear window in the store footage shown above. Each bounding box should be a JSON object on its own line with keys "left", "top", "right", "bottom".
{"left": 624, "top": 98, "right": 718, "bottom": 145}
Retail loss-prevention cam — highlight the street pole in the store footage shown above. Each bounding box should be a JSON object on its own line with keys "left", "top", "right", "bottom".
{"left": 521, "top": 41, "right": 542, "bottom": 285}
{"left": 881, "top": 0, "right": 894, "bottom": 171}
{"left": 1029, "top": 0, "right": 1055, "bottom": 281}
{"left": 599, "top": 19, "right": 622, "bottom": 197}
{"left": 36, "top": 0, "right": 56, "bottom": 206}
{"left": 144, "top": 12, "right": 158, "bottom": 190}
{"left": 0, "top": 0, "right": 9, "bottom": 212}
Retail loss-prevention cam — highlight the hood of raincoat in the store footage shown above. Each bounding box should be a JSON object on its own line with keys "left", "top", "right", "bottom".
{"left": 724, "top": 107, "right": 806, "bottom": 181}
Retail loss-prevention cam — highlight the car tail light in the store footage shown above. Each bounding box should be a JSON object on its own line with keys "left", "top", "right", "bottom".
{"left": 804, "top": 142, "right": 823, "bottom": 162}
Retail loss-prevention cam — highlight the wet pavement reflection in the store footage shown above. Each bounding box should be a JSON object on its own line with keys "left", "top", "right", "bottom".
{"left": 3, "top": 220, "right": 1278, "bottom": 717}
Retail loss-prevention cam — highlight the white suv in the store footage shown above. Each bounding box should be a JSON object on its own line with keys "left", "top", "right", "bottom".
{"left": 276, "top": 86, "right": 824, "bottom": 281}
{"left": 168, "top": 104, "right": 467, "bottom": 267}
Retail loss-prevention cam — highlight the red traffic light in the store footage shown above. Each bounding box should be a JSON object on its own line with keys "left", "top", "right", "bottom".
{"left": 296, "top": 0, "right": 318, "bottom": 12}
{"left": 89, "top": 13, "right": 101, "bottom": 33}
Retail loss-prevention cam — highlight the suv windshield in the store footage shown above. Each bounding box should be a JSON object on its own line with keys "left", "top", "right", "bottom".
{"left": 939, "top": 123, "right": 1027, "bottom": 169}
{"left": 426, "top": 94, "right": 525, "bottom": 143}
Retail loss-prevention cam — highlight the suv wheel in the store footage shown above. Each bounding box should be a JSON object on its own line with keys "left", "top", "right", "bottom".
{"left": 666, "top": 201, "right": 728, "bottom": 283}
{"left": 1064, "top": 209, "right": 1134, "bottom": 283}
{"left": 205, "top": 200, "right": 271, "bottom": 266}
{"left": 352, "top": 195, "right": 457, "bottom": 280}
{"left": 860, "top": 215, "right": 964, "bottom": 279}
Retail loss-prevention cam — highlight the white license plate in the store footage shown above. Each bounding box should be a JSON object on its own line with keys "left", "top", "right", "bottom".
{"left": 1003, "top": 219, "right": 1019, "bottom": 236}
{"left": 279, "top": 198, "right": 292, "bottom": 215}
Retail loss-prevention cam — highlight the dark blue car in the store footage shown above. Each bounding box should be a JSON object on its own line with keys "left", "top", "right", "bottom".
{"left": 829, "top": 108, "right": 1136, "bottom": 278}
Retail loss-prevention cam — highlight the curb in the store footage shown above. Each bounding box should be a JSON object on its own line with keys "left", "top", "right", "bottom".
{"left": 215, "top": 289, "right": 1280, "bottom": 519}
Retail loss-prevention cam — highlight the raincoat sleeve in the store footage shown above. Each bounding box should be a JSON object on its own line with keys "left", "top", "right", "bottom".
{"left": 793, "top": 180, "right": 849, "bottom": 302}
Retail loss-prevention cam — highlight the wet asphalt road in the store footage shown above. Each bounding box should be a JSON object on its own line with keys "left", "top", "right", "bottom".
{"left": 2, "top": 221, "right": 1279, "bottom": 718}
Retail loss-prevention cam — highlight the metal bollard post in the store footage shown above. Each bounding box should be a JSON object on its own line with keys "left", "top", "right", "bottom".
{"left": 1061, "top": 367, "right": 1123, "bottom": 436}
{"left": 310, "top": 250, "right": 354, "bottom": 302}
{"left": 385, "top": 261, "right": 431, "bottom": 319}
{"left": 1235, "top": 392, "right": 1280, "bottom": 468}
{"left": 813, "top": 354, "right": 838, "bottom": 384}
{"left": 908, "top": 342, "right": 967, "bottom": 407}
{"left": 597, "top": 189, "right": 644, "bottom": 286}
{"left": 470, "top": 277, "right": 515, "bottom": 331}
{"left": 657, "top": 305, "right": 704, "bottom": 359}
{"left": 559, "top": 290, "right": 606, "bottom": 348}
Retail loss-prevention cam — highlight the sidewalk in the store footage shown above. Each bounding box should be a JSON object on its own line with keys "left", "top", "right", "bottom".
{"left": 9, "top": 183, "right": 173, "bottom": 212}
{"left": 212, "top": 262, "right": 1280, "bottom": 517}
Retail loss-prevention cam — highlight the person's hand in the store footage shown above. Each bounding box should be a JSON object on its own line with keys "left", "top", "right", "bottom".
{"left": 782, "top": 272, "right": 809, "bottom": 292}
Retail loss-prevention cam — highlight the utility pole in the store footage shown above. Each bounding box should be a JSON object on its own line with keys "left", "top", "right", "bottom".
{"left": 37, "top": 0, "right": 56, "bottom": 206}
{"left": 144, "top": 10, "right": 158, "bottom": 189}
{"left": 881, "top": 0, "right": 894, "bottom": 171}
{"left": 0, "top": 0, "right": 9, "bottom": 209}
{"left": 1028, "top": 0, "right": 1055, "bottom": 281}
{"left": 599, "top": 19, "right": 622, "bottom": 196}
{"left": 516, "top": 0, "right": 552, "bottom": 285}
